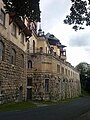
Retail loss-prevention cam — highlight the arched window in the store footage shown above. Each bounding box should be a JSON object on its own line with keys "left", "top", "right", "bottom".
{"left": 33, "top": 40, "right": 35, "bottom": 53}
{"left": 28, "top": 60, "right": 32, "bottom": 68}
{"left": 0, "top": 41, "right": 4, "bottom": 62}
{"left": 11, "top": 48, "right": 16, "bottom": 65}
{"left": 21, "top": 54, "right": 24, "bottom": 68}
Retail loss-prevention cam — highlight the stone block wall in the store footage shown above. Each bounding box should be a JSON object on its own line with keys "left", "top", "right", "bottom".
{"left": 27, "top": 72, "right": 81, "bottom": 101}
{"left": 0, "top": 35, "right": 27, "bottom": 103}
{"left": 27, "top": 53, "right": 81, "bottom": 101}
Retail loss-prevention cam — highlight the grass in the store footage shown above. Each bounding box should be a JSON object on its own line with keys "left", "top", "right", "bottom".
{"left": 0, "top": 101, "right": 36, "bottom": 112}
{"left": 79, "top": 90, "right": 90, "bottom": 97}
{"left": 0, "top": 92, "right": 90, "bottom": 112}
{"left": 0, "top": 98, "right": 78, "bottom": 112}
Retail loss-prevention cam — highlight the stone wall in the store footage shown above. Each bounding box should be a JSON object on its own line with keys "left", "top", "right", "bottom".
{"left": 27, "top": 53, "right": 81, "bottom": 101}
{"left": 27, "top": 72, "right": 81, "bottom": 101}
{"left": 0, "top": 35, "right": 27, "bottom": 103}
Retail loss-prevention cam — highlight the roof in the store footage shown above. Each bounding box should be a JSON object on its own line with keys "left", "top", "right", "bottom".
{"left": 59, "top": 44, "right": 66, "bottom": 48}
{"left": 45, "top": 33, "right": 60, "bottom": 45}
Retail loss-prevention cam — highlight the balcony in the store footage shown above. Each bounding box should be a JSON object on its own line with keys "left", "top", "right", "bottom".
{"left": 27, "top": 47, "right": 66, "bottom": 61}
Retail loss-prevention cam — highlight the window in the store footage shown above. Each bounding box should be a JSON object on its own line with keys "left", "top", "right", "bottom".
{"left": 28, "top": 60, "right": 32, "bottom": 68}
{"left": 27, "top": 41, "right": 29, "bottom": 50}
{"left": 12, "top": 23, "right": 17, "bottom": 37}
{"left": 33, "top": 40, "right": 35, "bottom": 53}
{"left": 27, "top": 78, "right": 32, "bottom": 86}
{"left": 0, "top": 41, "right": 4, "bottom": 62}
{"left": 61, "top": 67, "right": 64, "bottom": 74}
{"left": 0, "top": 9, "right": 5, "bottom": 26}
{"left": 65, "top": 68, "right": 67, "bottom": 75}
{"left": 40, "top": 47, "right": 43, "bottom": 53}
{"left": 68, "top": 70, "right": 70, "bottom": 76}
{"left": 46, "top": 47, "right": 47, "bottom": 53}
{"left": 11, "top": 49, "right": 16, "bottom": 65}
{"left": 45, "top": 79, "right": 49, "bottom": 93}
{"left": 0, "top": 81, "right": 1, "bottom": 86}
{"left": 21, "top": 54, "right": 24, "bottom": 68}
{"left": 21, "top": 33, "right": 24, "bottom": 44}
{"left": 71, "top": 71, "right": 72, "bottom": 77}
{"left": 57, "top": 64, "right": 60, "bottom": 73}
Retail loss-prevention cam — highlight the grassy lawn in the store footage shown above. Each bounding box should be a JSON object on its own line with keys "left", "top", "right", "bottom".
{"left": 0, "top": 99, "right": 76, "bottom": 112}
{"left": 0, "top": 93, "right": 90, "bottom": 112}
{"left": 0, "top": 101, "right": 36, "bottom": 112}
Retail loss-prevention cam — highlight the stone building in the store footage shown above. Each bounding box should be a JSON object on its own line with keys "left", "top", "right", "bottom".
{"left": 0, "top": 0, "right": 81, "bottom": 103}
{"left": 0, "top": 0, "right": 34, "bottom": 103}
{"left": 27, "top": 30, "right": 81, "bottom": 101}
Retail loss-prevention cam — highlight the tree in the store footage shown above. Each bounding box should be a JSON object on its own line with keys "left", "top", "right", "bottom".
{"left": 64, "top": 0, "right": 90, "bottom": 31}
{"left": 3, "top": 0, "right": 41, "bottom": 22}
{"left": 76, "top": 62, "right": 90, "bottom": 93}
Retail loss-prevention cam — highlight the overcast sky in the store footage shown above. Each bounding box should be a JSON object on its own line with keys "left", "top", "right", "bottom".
{"left": 40, "top": 0, "right": 90, "bottom": 66}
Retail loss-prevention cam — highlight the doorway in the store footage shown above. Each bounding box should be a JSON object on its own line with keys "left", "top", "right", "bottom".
{"left": 27, "top": 88, "right": 32, "bottom": 100}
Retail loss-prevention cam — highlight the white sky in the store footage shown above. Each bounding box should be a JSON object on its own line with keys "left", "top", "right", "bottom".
{"left": 40, "top": 0, "right": 90, "bottom": 67}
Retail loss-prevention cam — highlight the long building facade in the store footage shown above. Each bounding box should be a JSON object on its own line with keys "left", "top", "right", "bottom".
{"left": 0, "top": 0, "right": 81, "bottom": 103}
{"left": 26, "top": 32, "right": 81, "bottom": 100}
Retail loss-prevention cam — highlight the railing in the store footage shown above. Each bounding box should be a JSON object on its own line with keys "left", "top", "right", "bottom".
{"left": 27, "top": 47, "right": 66, "bottom": 61}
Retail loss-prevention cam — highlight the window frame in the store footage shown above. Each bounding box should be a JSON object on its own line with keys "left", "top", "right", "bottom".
{"left": 11, "top": 48, "right": 16, "bottom": 65}
{"left": 28, "top": 60, "right": 32, "bottom": 69}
